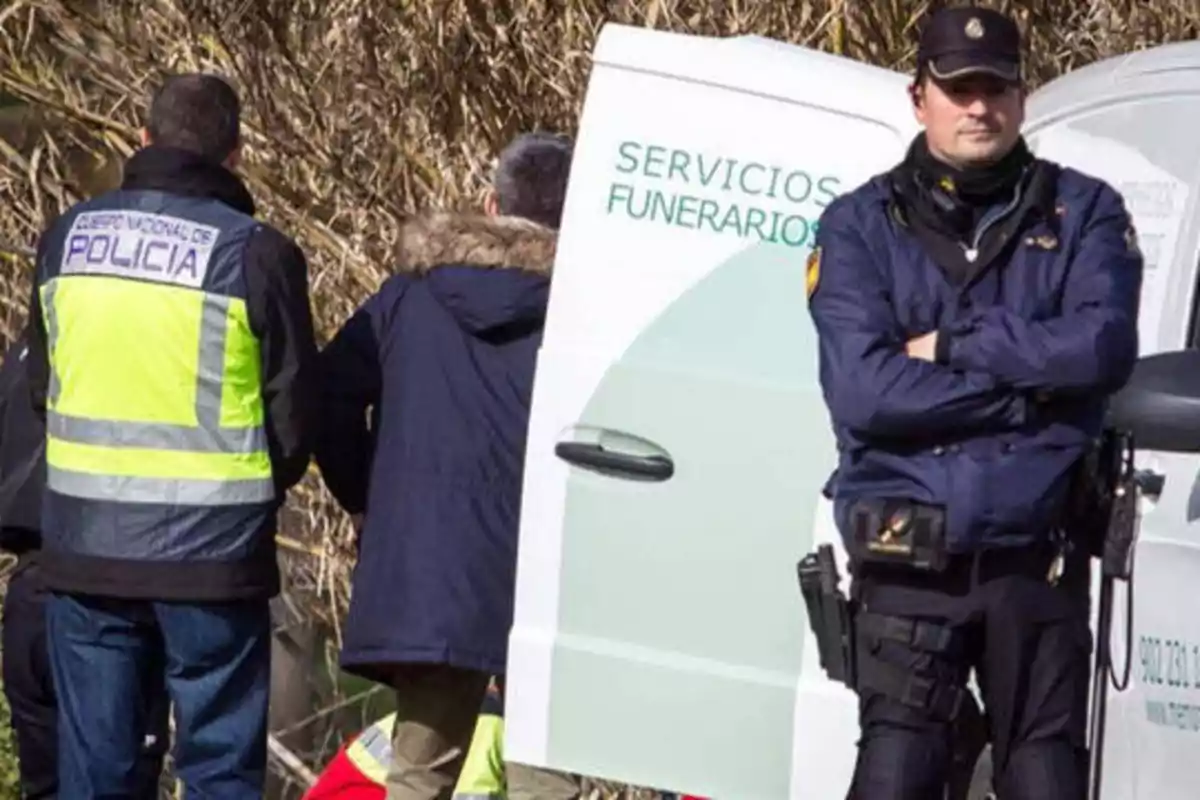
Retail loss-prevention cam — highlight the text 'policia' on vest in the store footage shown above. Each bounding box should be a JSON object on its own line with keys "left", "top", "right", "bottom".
{"left": 23, "top": 145, "right": 318, "bottom": 602}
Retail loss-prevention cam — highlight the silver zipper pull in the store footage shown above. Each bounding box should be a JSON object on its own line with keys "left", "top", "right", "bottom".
{"left": 964, "top": 247, "right": 978, "bottom": 262}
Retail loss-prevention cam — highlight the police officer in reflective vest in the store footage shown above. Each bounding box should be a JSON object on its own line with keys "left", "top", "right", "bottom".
{"left": 807, "top": 7, "right": 1142, "bottom": 799}
{"left": 24, "top": 74, "right": 318, "bottom": 798}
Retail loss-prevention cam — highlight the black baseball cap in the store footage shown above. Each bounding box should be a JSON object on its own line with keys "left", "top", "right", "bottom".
{"left": 916, "top": 6, "right": 1022, "bottom": 84}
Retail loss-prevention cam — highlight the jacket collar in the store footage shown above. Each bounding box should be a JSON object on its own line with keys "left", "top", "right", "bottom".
{"left": 121, "top": 146, "right": 256, "bottom": 216}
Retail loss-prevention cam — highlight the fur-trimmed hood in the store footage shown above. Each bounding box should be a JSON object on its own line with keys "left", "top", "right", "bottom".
{"left": 396, "top": 213, "right": 556, "bottom": 276}
{"left": 395, "top": 213, "right": 556, "bottom": 335}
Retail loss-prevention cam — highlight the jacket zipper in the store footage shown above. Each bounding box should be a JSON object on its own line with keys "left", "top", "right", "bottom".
{"left": 962, "top": 188, "right": 1024, "bottom": 263}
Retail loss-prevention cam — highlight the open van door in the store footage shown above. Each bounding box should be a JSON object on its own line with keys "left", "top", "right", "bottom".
{"left": 507, "top": 21, "right": 1200, "bottom": 799}
{"left": 1024, "top": 41, "right": 1200, "bottom": 800}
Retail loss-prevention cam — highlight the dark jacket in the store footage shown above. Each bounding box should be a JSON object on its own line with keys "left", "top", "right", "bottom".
{"left": 316, "top": 213, "right": 555, "bottom": 680}
{"left": 0, "top": 331, "right": 45, "bottom": 554}
{"left": 810, "top": 161, "right": 1142, "bottom": 553}
{"left": 24, "top": 146, "right": 319, "bottom": 600}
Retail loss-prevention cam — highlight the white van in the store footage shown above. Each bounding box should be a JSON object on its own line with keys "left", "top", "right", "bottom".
{"left": 505, "top": 24, "right": 1200, "bottom": 800}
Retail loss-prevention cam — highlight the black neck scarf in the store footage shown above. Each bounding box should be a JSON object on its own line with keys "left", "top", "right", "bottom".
{"left": 899, "top": 133, "right": 1034, "bottom": 238}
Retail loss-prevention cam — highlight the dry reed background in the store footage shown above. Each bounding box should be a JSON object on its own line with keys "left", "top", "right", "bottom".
{"left": 2, "top": 0, "right": 1200, "bottom": 795}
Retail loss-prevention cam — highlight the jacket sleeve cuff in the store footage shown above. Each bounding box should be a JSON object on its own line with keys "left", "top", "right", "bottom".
{"left": 934, "top": 328, "right": 953, "bottom": 364}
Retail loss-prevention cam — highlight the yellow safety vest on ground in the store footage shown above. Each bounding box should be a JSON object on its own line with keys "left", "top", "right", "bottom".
{"left": 34, "top": 191, "right": 276, "bottom": 586}
{"left": 346, "top": 691, "right": 506, "bottom": 799}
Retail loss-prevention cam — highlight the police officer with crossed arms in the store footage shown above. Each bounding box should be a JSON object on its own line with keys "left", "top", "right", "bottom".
{"left": 807, "top": 6, "right": 1142, "bottom": 799}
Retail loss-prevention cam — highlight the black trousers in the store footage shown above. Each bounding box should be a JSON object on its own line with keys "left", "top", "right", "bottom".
{"left": 2, "top": 555, "right": 169, "bottom": 799}
{"left": 846, "top": 543, "right": 1091, "bottom": 800}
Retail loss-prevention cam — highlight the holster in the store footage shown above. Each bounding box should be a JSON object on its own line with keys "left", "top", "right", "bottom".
{"left": 1067, "top": 430, "right": 1138, "bottom": 580}
{"left": 845, "top": 498, "right": 949, "bottom": 572}
{"left": 797, "top": 544, "right": 970, "bottom": 724}
{"left": 796, "top": 544, "right": 856, "bottom": 688}
{"left": 1066, "top": 433, "right": 1119, "bottom": 559}
{"left": 854, "top": 610, "right": 967, "bottom": 721}
{"left": 1100, "top": 431, "right": 1139, "bottom": 581}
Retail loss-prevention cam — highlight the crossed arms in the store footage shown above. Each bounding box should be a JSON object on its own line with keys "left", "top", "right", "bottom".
{"left": 808, "top": 185, "right": 1143, "bottom": 439}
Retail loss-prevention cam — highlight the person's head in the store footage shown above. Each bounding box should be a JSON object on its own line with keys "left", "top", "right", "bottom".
{"left": 910, "top": 6, "right": 1025, "bottom": 168}
{"left": 139, "top": 73, "right": 242, "bottom": 169}
{"left": 484, "top": 132, "right": 574, "bottom": 230}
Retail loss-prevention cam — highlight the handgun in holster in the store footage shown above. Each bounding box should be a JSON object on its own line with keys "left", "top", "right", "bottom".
{"left": 796, "top": 544, "right": 856, "bottom": 688}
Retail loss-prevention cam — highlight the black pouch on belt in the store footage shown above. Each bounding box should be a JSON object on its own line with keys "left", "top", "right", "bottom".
{"left": 847, "top": 497, "right": 949, "bottom": 572}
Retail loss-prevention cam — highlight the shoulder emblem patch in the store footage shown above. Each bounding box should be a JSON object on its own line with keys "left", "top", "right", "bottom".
{"left": 806, "top": 246, "right": 821, "bottom": 300}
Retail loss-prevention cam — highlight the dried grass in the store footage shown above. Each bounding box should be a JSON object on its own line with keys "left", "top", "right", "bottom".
{"left": 2, "top": 0, "right": 1199, "bottom": 792}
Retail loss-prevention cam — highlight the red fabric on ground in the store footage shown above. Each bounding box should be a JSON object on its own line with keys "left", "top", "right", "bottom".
{"left": 302, "top": 743, "right": 385, "bottom": 800}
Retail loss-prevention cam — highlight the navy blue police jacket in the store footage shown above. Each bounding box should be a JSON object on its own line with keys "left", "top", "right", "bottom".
{"left": 23, "top": 147, "right": 319, "bottom": 601}
{"left": 315, "top": 213, "right": 555, "bottom": 680}
{"left": 809, "top": 162, "right": 1143, "bottom": 553}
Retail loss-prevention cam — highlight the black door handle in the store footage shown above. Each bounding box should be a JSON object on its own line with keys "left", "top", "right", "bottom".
{"left": 554, "top": 442, "right": 674, "bottom": 481}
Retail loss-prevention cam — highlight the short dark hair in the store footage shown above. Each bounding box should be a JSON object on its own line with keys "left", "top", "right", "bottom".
{"left": 146, "top": 74, "right": 241, "bottom": 163}
{"left": 494, "top": 132, "right": 574, "bottom": 230}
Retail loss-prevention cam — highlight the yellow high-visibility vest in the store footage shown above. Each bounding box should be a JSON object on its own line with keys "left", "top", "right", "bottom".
{"left": 43, "top": 275, "right": 273, "bottom": 503}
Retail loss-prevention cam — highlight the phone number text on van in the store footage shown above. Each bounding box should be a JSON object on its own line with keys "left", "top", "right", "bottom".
{"left": 606, "top": 141, "right": 842, "bottom": 249}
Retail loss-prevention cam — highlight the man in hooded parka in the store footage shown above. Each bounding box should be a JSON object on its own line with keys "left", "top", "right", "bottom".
{"left": 316, "top": 132, "right": 580, "bottom": 800}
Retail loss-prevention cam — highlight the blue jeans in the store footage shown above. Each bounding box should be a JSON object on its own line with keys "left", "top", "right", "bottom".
{"left": 45, "top": 592, "right": 271, "bottom": 799}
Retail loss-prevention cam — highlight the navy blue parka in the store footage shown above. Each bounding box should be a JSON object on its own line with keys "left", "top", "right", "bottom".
{"left": 315, "top": 213, "right": 555, "bottom": 680}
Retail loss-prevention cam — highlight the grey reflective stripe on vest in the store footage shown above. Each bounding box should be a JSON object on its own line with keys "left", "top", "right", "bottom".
{"left": 47, "top": 413, "right": 266, "bottom": 454}
{"left": 357, "top": 722, "right": 392, "bottom": 763}
{"left": 47, "top": 468, "right": 274, "bottom": 505}
{"left": 196, "top": 294, "right": 230, "bottom": 431}
{"left": 43, "top": 281, "right": 61, "bottom": 406}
